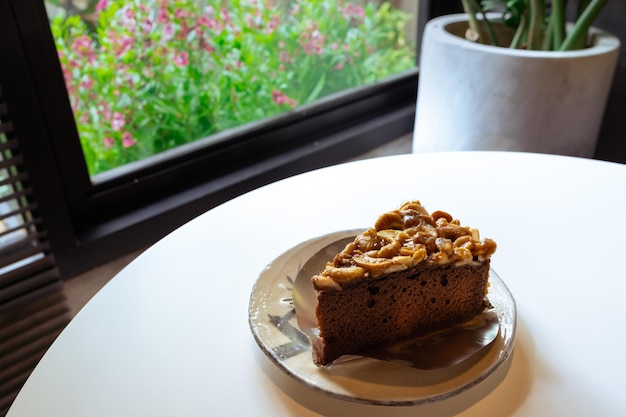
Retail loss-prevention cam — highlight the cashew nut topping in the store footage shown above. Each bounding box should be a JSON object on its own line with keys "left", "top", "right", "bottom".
{"left": 312, "top": 200, "right": 497, "bottom": 288}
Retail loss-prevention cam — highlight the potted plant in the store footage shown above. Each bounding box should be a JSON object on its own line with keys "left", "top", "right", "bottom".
{"left": 412, "top": 1, "right": 621, "bottom": 157}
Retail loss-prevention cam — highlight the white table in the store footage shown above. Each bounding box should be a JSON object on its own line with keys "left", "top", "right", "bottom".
{"left": 7, "top": 152, "right": 626, "bottom": 416}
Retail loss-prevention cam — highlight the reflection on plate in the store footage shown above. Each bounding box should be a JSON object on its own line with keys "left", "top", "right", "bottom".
{"left": 248, "top": 230, "right": 517, "bottom": 406}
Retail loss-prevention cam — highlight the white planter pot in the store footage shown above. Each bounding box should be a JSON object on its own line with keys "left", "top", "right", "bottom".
{"left": 412, "top": 14, "right": 620, "bottom": 157}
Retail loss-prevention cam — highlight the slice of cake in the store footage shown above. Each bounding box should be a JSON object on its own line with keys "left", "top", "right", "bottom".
{"left": 311, "top": 200, "right": 497, "bottom": 366}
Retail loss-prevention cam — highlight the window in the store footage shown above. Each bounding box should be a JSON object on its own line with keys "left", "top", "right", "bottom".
{"left": 0, "top": 1, "right": 454, "bottom": 279}
{"left": 46, "top": 0, "right": 418, "bottom": 177}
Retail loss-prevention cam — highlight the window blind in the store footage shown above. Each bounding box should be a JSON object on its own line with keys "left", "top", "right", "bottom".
{"left": 0, "top": 85, "right": 70, "bottom": 416}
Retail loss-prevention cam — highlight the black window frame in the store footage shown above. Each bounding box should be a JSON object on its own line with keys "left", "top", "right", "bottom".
{"left": 0, "top": 1, "right": 476, "bottom": 278}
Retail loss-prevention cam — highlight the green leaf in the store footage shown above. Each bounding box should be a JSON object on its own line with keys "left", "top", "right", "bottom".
{"left": 561, "top": 0, "right": 607, "bottom": 50}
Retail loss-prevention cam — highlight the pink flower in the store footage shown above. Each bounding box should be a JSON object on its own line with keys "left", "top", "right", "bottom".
{"left": 157, "top": 2, "right": 169, "bottom": 23}
{"left": 142, "top": 19, "right": 153, "bottom": 34}
{"left": 220, "top": 8, "right": 232, "bottom": 25}
{"left": 95, "top": 0, "right": 108, "bottom": 12}
{"left": 121, "top": 7, "right": 136, "bottom": 28}
{"left": 265, "top": 15, "right": 280, "bottom": 34}
{"left": 300, "top": 23, "right": 325, "bottom": 55}
{"left": 199, "top": 16, "right": 224, "bottom": 33}
{"left": 111, "top": 33, "right": 134, "bottom": 57}
{"left": 122, "top": 132, "right": 136, "bottom": 148}
{"left": 163, "top": 23, "right": 175, "bottom": 41}
{"left": 80, "top": 76, "right": 93, "bottom": 90}
{"left": 103, "top": 137, "right": 114, "bottom": 148}
{"left": 111, "top": 112, "right": 125, "bottom": 131}
{"left": 174, "top": 51, "right": 189, "bottom": 67}
{"left": 197, "top": 16, "right": 212, "bottom": 27}
{"left": 272, "top": 90, "right": 297, "bottom": 108}
{"left": 341, "top": 4, "right": 366, "bottom": 21}
{"left": 71, "top": 35, "right": 94, "bottom": 57}
{"left": 175, "top": 9, "right": 189, "bottom": 20}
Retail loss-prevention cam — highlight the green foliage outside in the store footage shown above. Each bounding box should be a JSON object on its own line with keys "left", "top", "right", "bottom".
{"left": 50, "top": 0, "right": 415, "bottom": 175}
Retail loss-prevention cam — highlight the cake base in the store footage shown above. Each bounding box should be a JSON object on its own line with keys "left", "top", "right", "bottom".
{"left": 314, "top": 261, "right": 490, "bottom": 366}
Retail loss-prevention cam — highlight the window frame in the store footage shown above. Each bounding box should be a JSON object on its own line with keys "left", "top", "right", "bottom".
{"left": 3, "top": 0, "right": 457, "bottom": 278}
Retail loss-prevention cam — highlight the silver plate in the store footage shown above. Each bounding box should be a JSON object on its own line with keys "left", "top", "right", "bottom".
{"left": 248, "top": 230, "right": 516, "bottom": 406}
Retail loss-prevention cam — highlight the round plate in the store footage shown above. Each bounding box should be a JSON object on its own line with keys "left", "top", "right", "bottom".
{"left": 248, "top": 230, "right": 516, "bottom": 406}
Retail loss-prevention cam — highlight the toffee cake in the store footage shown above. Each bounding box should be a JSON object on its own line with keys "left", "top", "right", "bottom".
{"left": 311, "top": 200, "right": 497, "bottom": 366}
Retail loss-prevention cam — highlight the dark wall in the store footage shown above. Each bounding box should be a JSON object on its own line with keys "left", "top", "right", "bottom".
{"left": 592, "top": 3, "right": 626, "bottom": 164}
